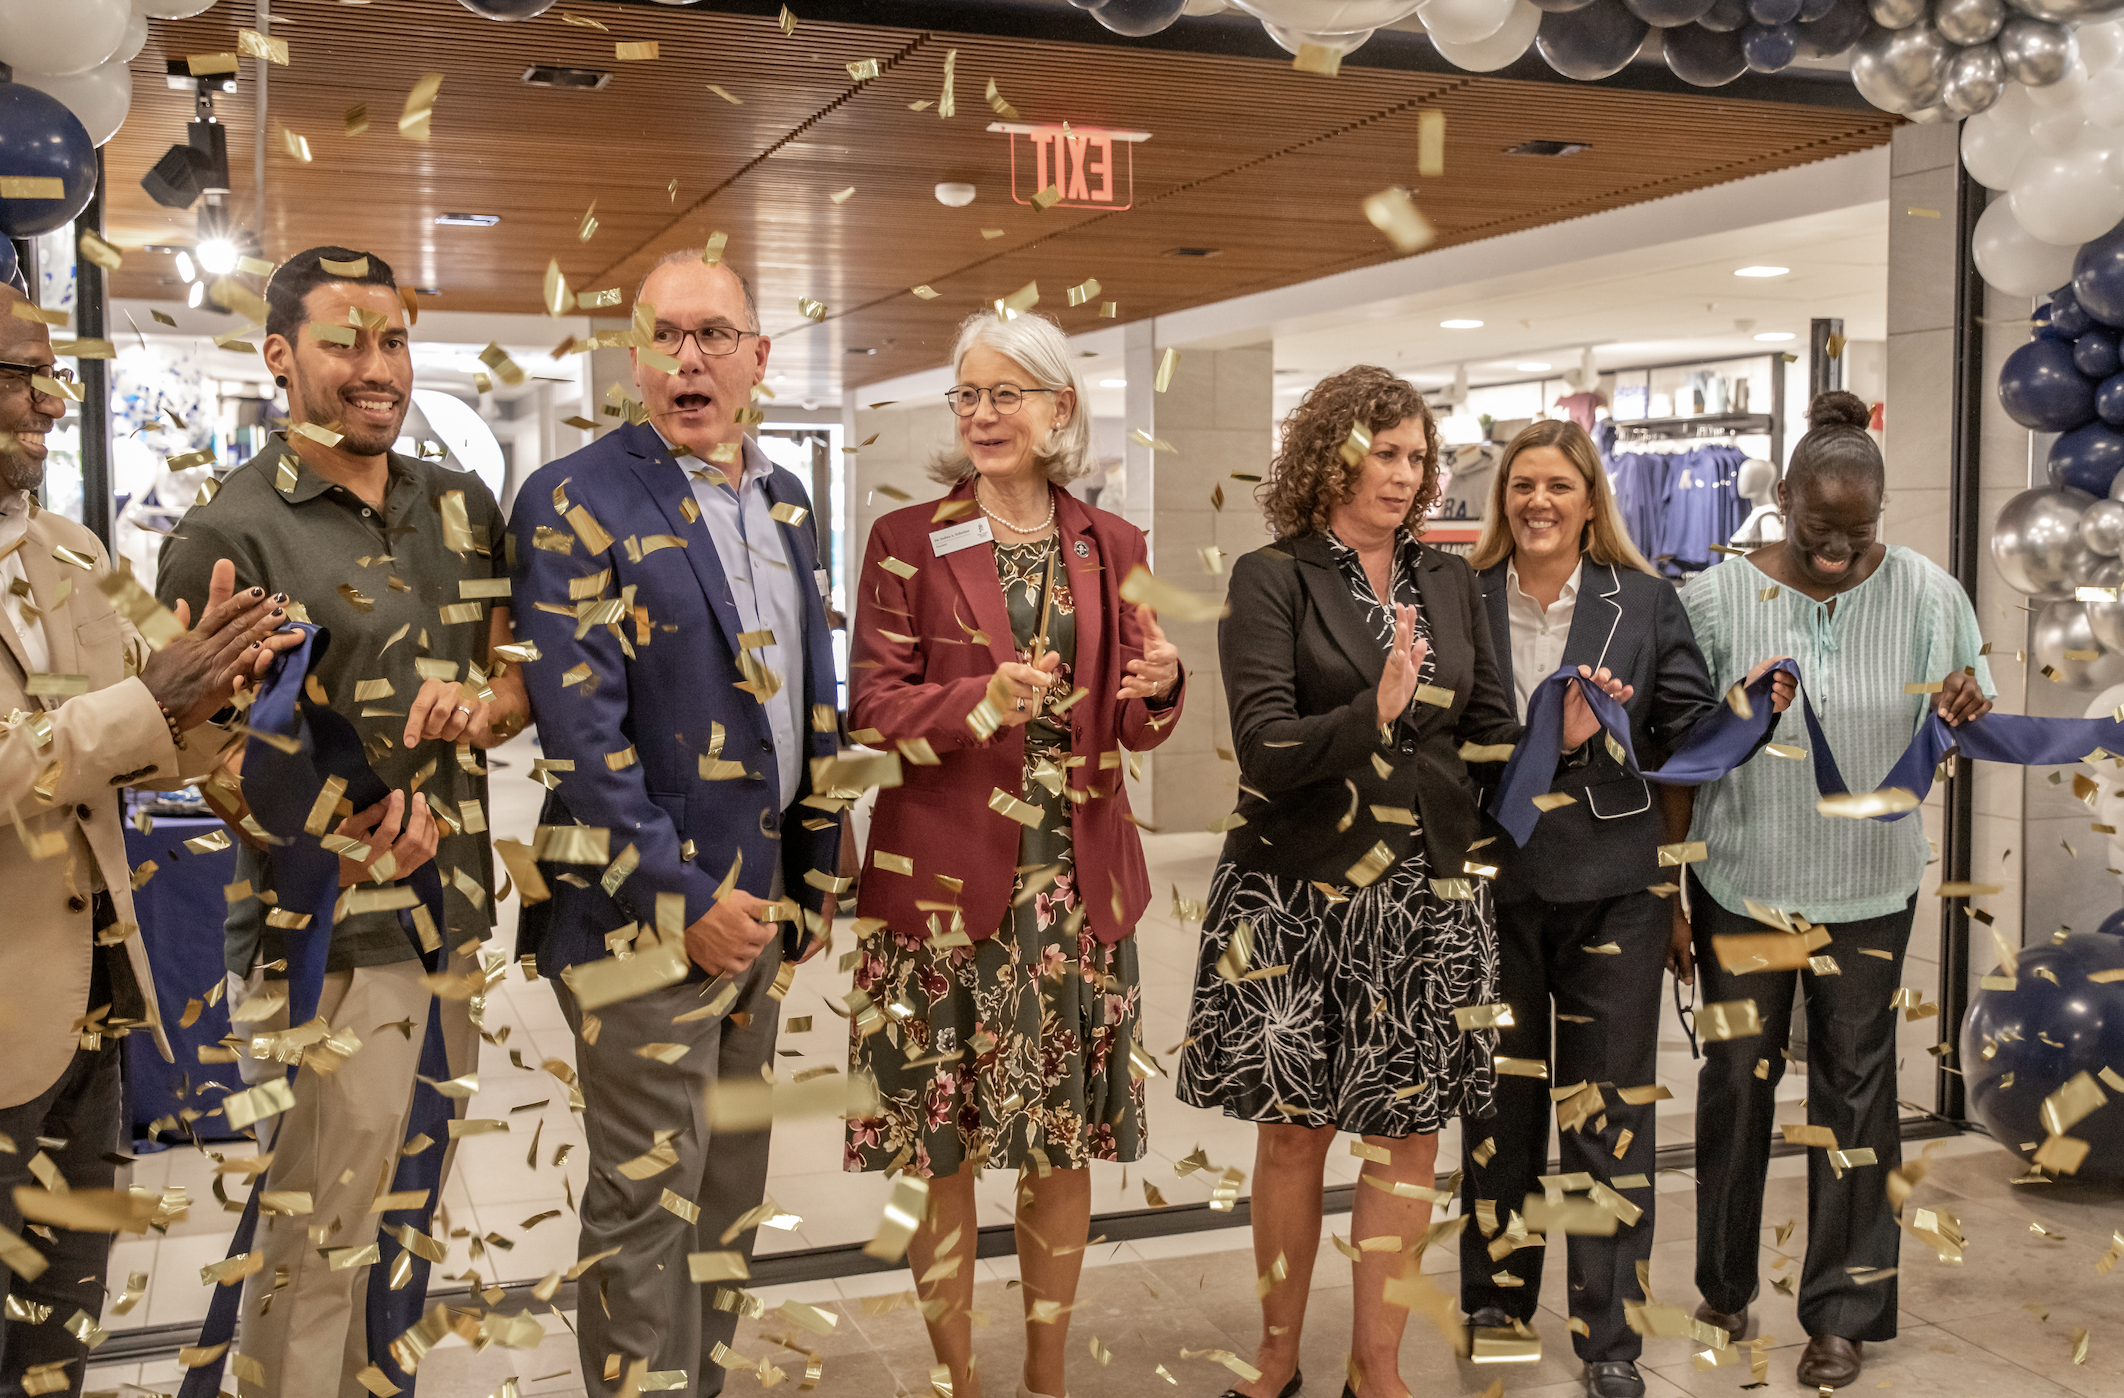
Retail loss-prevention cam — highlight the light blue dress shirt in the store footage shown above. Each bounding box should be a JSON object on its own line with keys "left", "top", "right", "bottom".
{"left": 669, "top": 434, "right": 808, "bottom": 811}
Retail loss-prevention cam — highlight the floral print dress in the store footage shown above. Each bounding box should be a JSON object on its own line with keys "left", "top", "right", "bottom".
{"left": 846, "top": 538, "right": 1147, "bottom": 1178}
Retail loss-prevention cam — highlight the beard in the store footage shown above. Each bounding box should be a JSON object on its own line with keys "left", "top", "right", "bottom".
{"left": 296, "top": 379, "right": 402, "bottom": 458}
{"left": 0, "top": 435, "right": 43, "bottom": 495}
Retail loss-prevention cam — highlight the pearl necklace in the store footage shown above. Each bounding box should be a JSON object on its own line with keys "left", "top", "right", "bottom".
{"left": 976, "top": 482, "right": 1054, "bottom": 535}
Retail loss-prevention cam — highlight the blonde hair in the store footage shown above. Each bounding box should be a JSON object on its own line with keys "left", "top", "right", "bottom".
{"left": 926, "top": 312, "right": 1095, "bottom": 486}
{"left": 1468, "top": 419, "right": 1655, "bottom": 575}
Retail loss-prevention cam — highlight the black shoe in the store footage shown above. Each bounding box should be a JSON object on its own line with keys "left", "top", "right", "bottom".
{"left": 1693, "top": 1299, "right": 1750, "bottom": 1342}
{"left": 1467, "top": 1305, "right": 1515, "bottom": 1329}
{"left": 1215, "top": 1368, "right": 1300, "bottom": 1398}
{"left": 1585, "top": 1360, "right": 1646, "bottom": 1398}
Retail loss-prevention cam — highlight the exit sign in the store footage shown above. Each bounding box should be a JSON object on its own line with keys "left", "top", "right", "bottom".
{"left": 989, "top": 122, "right": 1150, "bottom": 211}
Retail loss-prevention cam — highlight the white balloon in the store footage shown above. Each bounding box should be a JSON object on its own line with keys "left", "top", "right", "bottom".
{"left": 1426, "top": 0, "right": 1540, "bottom": 68}
{"left": 1973, "top": 192, "right": 2082, "bottom": 292}
{"left": 1228, "top": 0, "right": 1426, "bottom": 31}
{"left": 1417, "top": 0, "right": 1515, "bottom": 43}
{"left": 16, "top": 59, "right": 132, "bottom": 147}
{"left": 2013, "top": 145, "right": 2124, "bottom": 243}
{"left": 2029, "top": 105, "right": 2087, "bottom": 150}
{"left": 2087, "top": 64, "right": 2124, "bottom": 126}
{"left": 112, "top": 5, "right": 147, "bottom": 64}
{"left": 0, "top": 0, "right": 129, "bottom": 76}
{"left": 133, "top": 0, "right": 217, "bottom": 16}
{"left": 1962, "top": 101, "right": 2034, "bottom": 186}
{"left": 2080, "top": 18, "right": 2124, "bottom": 70}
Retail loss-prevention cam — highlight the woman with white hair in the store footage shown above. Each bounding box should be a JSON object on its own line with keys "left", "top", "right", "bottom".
{"left": 844, "top": 310, "right": 1185, "bottom": 1398}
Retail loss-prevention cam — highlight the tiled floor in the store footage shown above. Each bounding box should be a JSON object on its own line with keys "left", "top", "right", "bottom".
{"left": 79, "top": 731, "right": 2100, "bottom": 1396}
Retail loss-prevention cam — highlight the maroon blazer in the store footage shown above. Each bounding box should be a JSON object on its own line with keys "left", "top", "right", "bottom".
{"left": 850, "top": 478, "right": 1186, "bottom": 946}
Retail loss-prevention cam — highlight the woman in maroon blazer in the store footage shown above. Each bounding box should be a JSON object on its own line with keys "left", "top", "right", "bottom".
{"left": 845, "top": 310, "right": 1183, "bottom": 1398}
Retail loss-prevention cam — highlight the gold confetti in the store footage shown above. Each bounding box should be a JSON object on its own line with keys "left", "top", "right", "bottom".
{"left": 1817, "top": 788, "right": 1920, "bottom": 819}
{"left": 615, "top": 40, "right": 659, "bottom": 61}
{"left": 399, "top": 73, "right": 444, "bottom": 142}
{"left": 1293, "top": 43, "right": 1343, "bottom": 76}
{"left": 986, "top": 75, "right": 1020, "bottom": 120}
{"left": 862, "top": 1174, "right": 929, "bottom": 1263}
{"left": 1362, "top": 186, "right": 1436, "bottom": 253}
{"left": 798, "top": 298, "right": 827, "bottom": 322}
{"left": 1700, "top": 1000, "right": 1763, "bottom": 1040}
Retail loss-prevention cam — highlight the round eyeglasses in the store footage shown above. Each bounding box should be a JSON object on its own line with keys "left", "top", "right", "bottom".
{"left": 944, "top": 384, "right": 1056, "bottom": 417}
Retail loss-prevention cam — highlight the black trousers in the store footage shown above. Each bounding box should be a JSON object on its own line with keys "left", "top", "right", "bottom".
{"left": 1459, "top": 889, "right": 1667, "bottom": 1363}
{"left": 1688, "top": 870, "right": 1914, "bottom": 1342}
{"left": 0, "top": 951, "right": 123, "bottom": 1398}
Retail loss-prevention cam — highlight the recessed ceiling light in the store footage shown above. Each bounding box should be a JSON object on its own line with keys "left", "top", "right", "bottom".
{"left": 1516, "top": 362, "right": 1551, "bottom": 372}
{"left": 1754, "top": 331, "right": 1796, "bottom": 341}
{"left": 1441, "top": 319, "right": 1483, "bottom": 329}
{"left": 1734, "top": 265, "right": 1790, "bottom": 278}
{"left": 1099, "top": 378, "right": 1127, "bottom": 388}
{"left": 435, "top": 213, "right": 499, "bottom": 227}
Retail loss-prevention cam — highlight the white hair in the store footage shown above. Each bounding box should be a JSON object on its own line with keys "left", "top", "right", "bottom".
{"left": 926, "top": 311, "right": 1095, "bottom": 486}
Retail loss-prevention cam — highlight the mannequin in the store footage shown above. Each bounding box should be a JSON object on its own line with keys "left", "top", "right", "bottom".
{"left": 1730, "top": 457, "right": 1784, "bottom": 549}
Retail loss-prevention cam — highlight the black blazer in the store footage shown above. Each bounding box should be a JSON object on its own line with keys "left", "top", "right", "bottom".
{"left": 1477, "top": 558, "right": 1718, "bottom": 903}
{"left": 1219, "top": 534, "right": 1521, "bottom": 887}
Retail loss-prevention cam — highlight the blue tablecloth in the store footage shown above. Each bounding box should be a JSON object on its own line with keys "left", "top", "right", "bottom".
{"left": 122, "top": 806, "right": 243, "bottom": 1145}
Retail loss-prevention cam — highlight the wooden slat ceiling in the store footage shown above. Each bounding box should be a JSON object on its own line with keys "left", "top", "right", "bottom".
{"left": 102, "top": 0, "right": 1894, "bottom": 393}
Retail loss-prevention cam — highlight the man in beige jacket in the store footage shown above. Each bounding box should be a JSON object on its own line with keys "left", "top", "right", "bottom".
{"left": 0, "top": 285, "right": 298, "bottom": 1398}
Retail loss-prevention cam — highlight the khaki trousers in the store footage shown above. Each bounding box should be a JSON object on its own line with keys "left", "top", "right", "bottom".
{"left": 229, "top": 944, "right": 475, "bottom": 1398}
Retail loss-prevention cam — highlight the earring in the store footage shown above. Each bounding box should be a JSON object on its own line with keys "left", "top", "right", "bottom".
{"left": 274, "top": 375, "right": 288, "bottom": 388}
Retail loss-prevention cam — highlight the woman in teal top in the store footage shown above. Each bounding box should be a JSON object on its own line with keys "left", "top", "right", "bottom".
{"left": 1668, "top": 392, "right": 1991, "bottom": 1391}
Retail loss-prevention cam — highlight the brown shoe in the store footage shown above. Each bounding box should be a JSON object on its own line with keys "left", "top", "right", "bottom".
{"left": 1796, "top": 1335, "right": 1864, "bottom": 1388}
{"left": 1693, "top": 1300, "right": 1750, "bottom": 1342}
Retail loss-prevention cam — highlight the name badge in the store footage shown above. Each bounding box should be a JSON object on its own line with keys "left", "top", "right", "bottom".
{"left": 929, "top": 516, "right": 994, "bottom": 557}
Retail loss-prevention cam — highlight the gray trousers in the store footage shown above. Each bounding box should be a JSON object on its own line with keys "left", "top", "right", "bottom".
{"left": 557, "top": 938, "right": 783, "bottom": 1398}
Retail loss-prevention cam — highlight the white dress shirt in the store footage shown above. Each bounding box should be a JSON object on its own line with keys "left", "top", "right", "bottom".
{"left": 0, "top": 490, "right": 51, "bottom": 673}
{"left": 674, "top": 436, "right": 807, "bottom": 812}
{"left": 1505, "top": 558, "right": 1580, "bottom": 720}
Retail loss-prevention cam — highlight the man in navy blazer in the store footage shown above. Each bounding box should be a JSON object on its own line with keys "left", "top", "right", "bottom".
{"left": 510, "top": 250, "right": 839, "bottom": 1396}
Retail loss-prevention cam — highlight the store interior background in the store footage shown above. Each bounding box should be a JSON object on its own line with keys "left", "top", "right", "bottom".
{"left": 8, "top": 0, "right": 2122, "bottom": 1391}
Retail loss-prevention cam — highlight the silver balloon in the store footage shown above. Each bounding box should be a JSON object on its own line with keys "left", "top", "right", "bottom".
{"left": 1852, "top": 20, "right": 1954, "bottom": 109}
{"left": 1944, "top": 45, "right": 2006, "bottom": 114}
{"left": 2034, "top": 600, "right": 2118, "bottom": 688}
{"left": 1869, "top": 0, "right": 1927, "bottom": 25}
{"left": 1992, "top": 485, "right": 2098, "bottom": 598}
{"left": 2000, "top": 15, "right": 2077, "bottom": 85}
{"left": 2085, "top": 498, "right": 2124, "bottom": 556}
{"left": 2086, "top": 559, "right": 2124, "bottom": 649}
{"left": 1937, "top": 0, "right": 2006, "bottom": 42}
{"left": 2001, "top": 0, "right": 2124, "bottom": 23}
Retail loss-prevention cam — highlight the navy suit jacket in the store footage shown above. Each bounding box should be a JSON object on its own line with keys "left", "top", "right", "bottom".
{"left": 1477, "top": 558, "right": 1717, "bottom": 903}
{"left": 509, "top": 422, "right": 840, "bottom": 976}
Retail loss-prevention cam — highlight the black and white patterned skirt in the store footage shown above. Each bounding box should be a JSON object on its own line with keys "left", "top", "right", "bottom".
{"left": 1175, "top": 852, "right": 1499, "bottom": 1138}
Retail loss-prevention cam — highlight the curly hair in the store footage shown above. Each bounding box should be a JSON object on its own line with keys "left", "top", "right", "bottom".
{"left": 1257, "top": 366, "right": 1439, "bottom": 540}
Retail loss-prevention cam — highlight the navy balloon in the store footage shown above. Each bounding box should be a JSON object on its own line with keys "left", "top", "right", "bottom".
{"left": 2047, "top": 421, "right": 2124, "bottom": 494}
{"left": 2100, "top": 907, "right": 2124, "bottom": 937}
{"left": 1700, "top": 0, "right": 1751, "bottom": 27}
{"left": 1625, "top": 0, "right": 1716, "bottom": 24}
{"left": 1090, "top": 0, "right": 1186, "bottom": 34}
{"left": 2000, "top": 337, "right": 2099, "bottom": 431}
{"left": 454, "top": 0, "right": 558, "bottom": 16}
{"left": 1749, "top": 0, "right": 1803, "bottom": 23}
{"left": 1795, "top": 0, "right": 1868, "bottom": 54}
{"left": 0, "top": 85, "right": 97, "bottom": 240}
{"left": 1537, "top": 0, "right": 1653, "bottom": 77}
{"left": 1744, "top": 20, "right": 1799, "bottom": 67}
{"left": 1963, "top": 932, "right": 2124, "bottom": 1181}
{"left": 1665, "top": 21, "right": 1752, "bottom": 81}
{"left": 2052, "top": 284, "right": 2095, "bottom": 339}
{"left": 1799, "top": 0, "right": 1837, "bottom": 19}
{"left": 2078, "top": 329, "right": 2122, "bottom": 381}
{"left": 2099, "top": 373, "right": 2124, "bottom": 426}
{"left": 2073, "top": 219, "right": 2124, "bottom": 330}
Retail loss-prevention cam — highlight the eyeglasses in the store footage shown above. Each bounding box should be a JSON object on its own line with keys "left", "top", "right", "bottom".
{"left": 0, "top": 361, "right": 76, "bottom": 396}
{"left": 944, "top": 384, "right": 1056, "bottom": 417}
{"left": 649, "top": 325, "right": 760, "bottom": 358}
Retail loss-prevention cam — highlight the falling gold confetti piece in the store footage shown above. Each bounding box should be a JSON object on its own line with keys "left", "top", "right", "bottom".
{"left": 399, "top": 73, "right": 443, "bottom": 142}
{"left": 1362, "top": 186, "right": 1436, "bottom": 253}
{"left": 1293, "top": 43, "right": 1343, "bottom": 76}
{"left": 798, "top": 298, "right": 827, "bottom": 322}
{"left": 1817, "top": 788, "right": 1920, "bottom": 819}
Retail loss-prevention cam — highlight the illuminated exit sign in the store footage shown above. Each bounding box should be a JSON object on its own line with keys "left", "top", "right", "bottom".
{"left": 989, "top": 122, "right": 1151, "bottom": 211}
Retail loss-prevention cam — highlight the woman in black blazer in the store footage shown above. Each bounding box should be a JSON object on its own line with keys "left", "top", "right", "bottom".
{"left": 1456, "top": 419, "right": 1788, "bottom": 1398}
{"left": 1177, "top": 370, "right": 1626, "bottom": 1398}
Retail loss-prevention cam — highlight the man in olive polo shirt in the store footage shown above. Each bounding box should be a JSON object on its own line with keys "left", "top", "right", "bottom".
{"left": 155, "top": 246, "right": 527, "bottom": 1397}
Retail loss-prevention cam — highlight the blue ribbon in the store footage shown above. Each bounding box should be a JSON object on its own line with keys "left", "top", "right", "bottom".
{"left": 180, "top": 625, "right": 454, "bottom": 1398}
{"left": 1491, "top": 660, "right": 2124, "bottom": 847}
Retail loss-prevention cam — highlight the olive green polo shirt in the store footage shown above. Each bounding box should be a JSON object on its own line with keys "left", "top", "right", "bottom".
{"left": 156, "top": 434, "right": 506, "bottom": 976}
